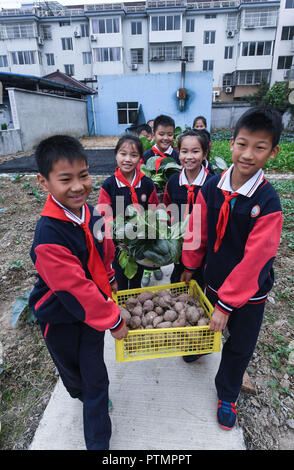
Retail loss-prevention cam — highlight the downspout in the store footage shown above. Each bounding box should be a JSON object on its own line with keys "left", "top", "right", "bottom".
{"left": 91, "top": 94, "right": 97, "bottom": 136}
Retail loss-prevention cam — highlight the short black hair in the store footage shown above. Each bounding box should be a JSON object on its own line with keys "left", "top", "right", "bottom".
{"left": 115, "top": 134, "right": 143, "bottom": 158}
{"left": 177, "top": 129, "right": 209, "bottom": 156}
{"left": 153, "top": 114, "right": 175, "bottom": 133}
{"left": 193, "top": 116, "right": 207, "bottom": 128}
{"left": 35, "top": 134, "right": 88, "bottom": 179}
{"left": 136, "top": 124, "right": 152, "bottom": 136}
{"left": 234, "top": 105, "right": 283, "bottom": 148}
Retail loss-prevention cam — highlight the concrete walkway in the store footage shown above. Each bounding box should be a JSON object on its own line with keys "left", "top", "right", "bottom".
{"left": 30, "top": 265, "right": 245, "bottom": 451}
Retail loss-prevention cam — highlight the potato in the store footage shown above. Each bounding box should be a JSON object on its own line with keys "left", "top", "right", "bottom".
{"left": 197, "top": 317, "right": 209, "bottom": 326}
{"left": 163, "top": 309, "right": 178, "bottom": 322}
{"left": 145, "top": 324, "right": 154, "bottom": 329}
{"left": 119, "top": 306, "right": 131, "bottom": 324}
{"left": 186, "top": 306, "right": 200, "bottom": 325}
{"left": 143, "top": 299, "right": 154, "bottom": 312}
{"left": 129, "top": 316, "right": 141, "bottom": 329}
{"left": 137, "top": 291, "right": 154, "bottom": 303}
{"left": 132, "top": 305, "right": 143, "bottom": 317}
{"left": 153, "top": 315, "right": 164, "bottom": 328}
{"left": 176, "top": 293, "right": 191, "bottom": 303}
{"left": 158, "top": 295, "right": 173, "bottom": 309}
{"left": 125, "top": 297, "right": 138, "bottom": 310}
{"left": 144, "top": 311, "right": 157, "bottom": 325}
{"left": 172, "top": 312, "right": 186, "bottom": 328}
{"left": 198, "top": 307, "right": 206, "bottom": 317}
{"left": 153, "top": 296, "right": 161, "bottom": 307}
{"left": 174, "top": 302, "right": 185, "bottom": 313}
{"left": 156, "top": 289, "right": 171, "bottom": 297}
{"left": 154, "top": 306, "right": 164, "bottom": 315}
{"left": 156, "top": 321, "right": 172, "bottom": 329}
{"left": 141, "top": 315, "right": 148, "bottom": 327}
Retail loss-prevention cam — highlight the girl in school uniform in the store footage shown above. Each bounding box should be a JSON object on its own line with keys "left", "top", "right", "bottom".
{"left": 98, "top": 134, "right": 158, "bottom": 290}
{"left": 163, "top": 129, "right": 213, "bottom": 286}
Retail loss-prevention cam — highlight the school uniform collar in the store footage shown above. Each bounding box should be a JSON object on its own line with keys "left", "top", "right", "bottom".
{"left": 179, "top": 165, "right": 208, "bottom": 187}
{"left": 154, "top": 144, "right": 173, "bottom": 155}
{"left": 217, "top": 164, "right": 264, "bottom": 197}
{"left": 51, "top": 195, "right": 85, "bottom": 224}
{"left": 115, "top": 169, "right": 142, "bottom": 188}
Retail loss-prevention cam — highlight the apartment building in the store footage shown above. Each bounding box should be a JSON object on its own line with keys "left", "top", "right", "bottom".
{"left": 0, "top": 0, "right": 293, "bottom": 102}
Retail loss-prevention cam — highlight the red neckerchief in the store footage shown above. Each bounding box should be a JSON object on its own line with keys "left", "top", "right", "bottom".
{"left": 114, "top": 167, "right": 145, "bottom": 206}
{"left": 152, "top": 146, "right": 169, "bottom": 173}
{"left": 183, "top": 167, "right": 209, "bottom": 219}
{"left": 41, "top": 194, "right": 113, "bottom": 299}
{"left": 214, "top": 190, "right": 239, "bottom": 252}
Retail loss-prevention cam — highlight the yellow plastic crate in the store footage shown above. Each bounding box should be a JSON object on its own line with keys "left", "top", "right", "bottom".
{"left": 113, "top": 280, "right": 221, "bottom": 362}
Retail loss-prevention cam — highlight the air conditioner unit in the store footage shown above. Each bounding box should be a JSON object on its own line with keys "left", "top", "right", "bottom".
{"left": 74, "top": 29, "right": 81, "bottom": 38}
{"left": 214, "top": 90, "right": 220, "bottom": 97}
{"left": 90, "top": 34, "right": 97, "bottom": 41}
{"left": 225, "top": 86, "right": 233, "bottom": 93}
{"left": 226, "top": 30, "right": 235, "bottom": 38}
{"left": 37, "top": 36, "right": 44, "bottom": 46}
{"left": 131, "top": 63, "right": 138, "bottom": 70}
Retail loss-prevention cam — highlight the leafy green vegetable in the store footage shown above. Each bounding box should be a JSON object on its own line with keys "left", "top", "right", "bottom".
{"left": 140, "top": 156, "right": 182, "bottom": 191}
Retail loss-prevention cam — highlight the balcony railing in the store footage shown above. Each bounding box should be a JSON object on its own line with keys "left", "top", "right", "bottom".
{"left": 84, "top": 3, "right": 123, "bottom": 11}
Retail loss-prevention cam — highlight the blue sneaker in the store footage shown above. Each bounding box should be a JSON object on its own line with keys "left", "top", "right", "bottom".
{"left": 217, "top": 400, "right": 237, "bottom": 430}
{"left": 182, "top": 354, "right": 203, "bottom": 363}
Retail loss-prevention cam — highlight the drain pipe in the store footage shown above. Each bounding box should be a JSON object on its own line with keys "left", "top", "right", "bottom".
{"left": 91, "top": 94, "right": 97, "bottom": 136}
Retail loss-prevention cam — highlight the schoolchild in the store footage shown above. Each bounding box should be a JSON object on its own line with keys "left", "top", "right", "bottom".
{"left": 192, "top": 116, "right": 214, "bottom": 175}
{"left": 136, "top": 123, "right": 153, "bottom": 142}
{"left": 163, "top": 129, "right": 212, "bottom": 287}
{"left": 192, "top": 115, "right": 207, "bottom": 130}
{"left": 181, "top": 106, "right": 283, "bottom": 430}
{"left": 142, "top": 114, "right": 180, "bottom": 167}
{"left": 29, "top": 135, "right": 128, "bottom": 450}
{"left": 197, "top": 128, "right": 215, "bottom": 175}
{"left": 98, "top": 134, "right": 159, "bottom": 290}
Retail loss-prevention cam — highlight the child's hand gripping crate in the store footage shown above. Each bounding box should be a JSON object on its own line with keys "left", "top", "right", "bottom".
{"left": 113, "top": 280, "right": 221, "bottom": 362}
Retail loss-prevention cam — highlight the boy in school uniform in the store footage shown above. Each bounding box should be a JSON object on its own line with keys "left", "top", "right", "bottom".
{"left": 29, "top": 135, "right": 128, "bottom": 450}
{"left": 143, "top": 114, "right": 180, "bottom": 167}
{"left": 181, "top": 106, "right": 283, "bottom": 430}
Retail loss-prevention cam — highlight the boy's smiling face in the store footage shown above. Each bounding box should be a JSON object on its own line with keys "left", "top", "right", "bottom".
{"left": 37, "top": 158, "right": 92, "bottom": 218}
{"left": 154, "top": 124, "right": 174, "bottom": 153}
{"left": 230, "top": 128, "right": 279, "bottom": 186}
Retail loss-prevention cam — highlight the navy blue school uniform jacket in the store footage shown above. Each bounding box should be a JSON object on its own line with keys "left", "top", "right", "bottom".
{"left": 143, "top": 145, "right": 180, "bottom": 166}
{"left": 29, "top": 200, "right": 121, "bottom": 332}
{"left": 163, "top": 166, "right": 212, "bottom": 219}
{"left": 182, "top": 166, "right": 283, "bottom": 315}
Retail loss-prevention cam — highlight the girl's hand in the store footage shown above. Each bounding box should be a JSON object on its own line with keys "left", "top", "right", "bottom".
{"left": 111, "top": 322, "right": 129, "bottom": 340}
{"left": 111, "top": 281, "right": 118, "bottom": 294}
{"left": 209, "top": 306, "right": 229, "bottom": 332}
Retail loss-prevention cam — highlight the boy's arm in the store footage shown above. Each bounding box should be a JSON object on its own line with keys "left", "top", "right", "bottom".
{"left": 216, "top": 210, "right": 283, "bottom": 315}
{"left": 34, "top": 242, "right": 123, "bottom": 333}
{"left": 181, "top": 190, "right": 208, "bottom": 278}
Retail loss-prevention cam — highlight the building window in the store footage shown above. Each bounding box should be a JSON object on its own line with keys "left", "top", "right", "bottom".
{"left": 59, "top": 21, "right": 70, "bottom": 26}
{"left": 40, "top": 25, "right": 52, "bottom": 39}
{"left": 281, "top": 26, "right": 294, "bottom": 40}
{"left": 203, "top": 60, "right": 214, "bottom": 71}
{"left": 205, "top": 14, "right": 216, "bottom": 19}
{"left": 223, "top": 73, "right": 233, "bottom": 86}
{"left": 64, "top": 64, "right": 75, "bottom": 76}
{"left": 235, "top": 70, "right": 270, "bottom": 85}
{"left": 243, "top": 9, "right": 278, "bottom": 28}
{"left": 241, "top": 41, "right": 272, "bottom": 56}
{"left": 45, "top": 53, "right": 55, "bottom": 66}
{"left": 224, "top": 46, "right": 233, "bottom": 59}
{"left": 184, "top": 46, "right": 195, "bottom": 62}
{"left": 11, "top": 50, "right": 35, "bottom": 65}
{"left": 80, "top": 23, "right": 89, "bottom": 37}
{"left": 277, "top": 56, "right": 293, "bottom": 69}
{"left": 151, "top": 15, "right": 180, "bottom": 31}
{"left": 131, "top": 49, "right": 143, "bottom": 64}
{"left": 94, "top": 47, "right": 121, "bottom": 62}
{"left": 5, "top": 23, "right": 35, "bottom": 39}
{"left": 131, "top": 21, "right": 142, "bottom": 35}
{"left": 92, "top": 18, "right": 119, "bottom": 34}
{"left": 0, "top": 55, "right": 8, "bottom": 67}
{"left": 61, "top": 37, "right": 73, "bottom": 50}
{"left": 186, "top": 19, "right": 194, "bottom": 32}
{"left": 150, "top": 43, "right": 181, "bottom": 61}
{"left": 83, "top": 52, "right": 92, "bottom": 64}
{"left": 117, "top": 102, "right": 139, "bottom": 125}
{"left": 286, "top": 0, "right": 294, "bottom": 8}
{"left": 204, "top": 31, "right": 215, "bottom": 44}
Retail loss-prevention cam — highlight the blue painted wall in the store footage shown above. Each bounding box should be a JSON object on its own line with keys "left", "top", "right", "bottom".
{"left": 87, "top": 71, "right": 213, "bottom": 136}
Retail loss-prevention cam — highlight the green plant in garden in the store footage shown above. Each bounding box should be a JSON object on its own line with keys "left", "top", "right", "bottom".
{"left": 140, "top": 156, "right": 182, "bottom": 192}
{"left": 11, "top": 290, "right": 36, "bottom": 327}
